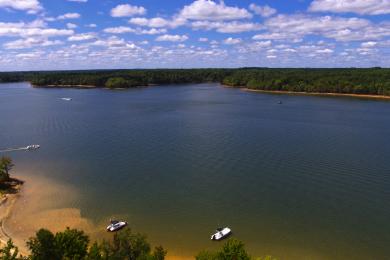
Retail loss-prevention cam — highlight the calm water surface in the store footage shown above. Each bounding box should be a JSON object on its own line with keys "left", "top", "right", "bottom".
{"left": 1, "top": 82, "right": 390, "bottom": 259}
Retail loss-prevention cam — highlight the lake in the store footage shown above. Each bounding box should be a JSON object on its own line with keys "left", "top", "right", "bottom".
{"left": 1, "top": 82, "right": 390, "bottom": 259}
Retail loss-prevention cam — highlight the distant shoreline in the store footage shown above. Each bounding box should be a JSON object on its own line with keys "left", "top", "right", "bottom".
{"left": 240, "top": 88, "right": 390, "bottom": 100}
{"left": 30, "top": 83, "right": 390, "bottom": 100}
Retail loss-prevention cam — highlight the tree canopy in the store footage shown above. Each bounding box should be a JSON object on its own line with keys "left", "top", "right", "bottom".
{"left": 0, "top": 157, "right": 14, "bottom": 183}
{"left": 1, "top": 68, "right": 390, "bottom": 96}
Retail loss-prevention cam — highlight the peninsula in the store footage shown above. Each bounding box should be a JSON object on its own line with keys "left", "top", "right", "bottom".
{"left": 1, "top": 68, "right": 390, "bottom": 98}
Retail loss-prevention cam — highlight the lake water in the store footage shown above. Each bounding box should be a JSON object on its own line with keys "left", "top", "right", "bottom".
{"left": 1, "top": 82, "right": 390, "bottom": 259}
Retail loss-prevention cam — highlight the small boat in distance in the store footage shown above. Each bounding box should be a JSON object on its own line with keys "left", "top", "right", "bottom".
{"left": 211, "top": 227, "right": 232, "bottom": 241}
{"left": 61, "top": 97, "right": 72, "bottom": 101}
{"left": 278, "top": 100, "right": 282, "bottom": 104}
{"left": 106, "top": 220, "right": 128, "bottom": 232}
{"left": 26, "top": 145, "right": 40, "bottom": 150}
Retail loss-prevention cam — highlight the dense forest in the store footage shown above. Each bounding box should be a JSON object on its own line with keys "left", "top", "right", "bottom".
{"left": 0, "top": 68, "right": 389, "bottom": 96}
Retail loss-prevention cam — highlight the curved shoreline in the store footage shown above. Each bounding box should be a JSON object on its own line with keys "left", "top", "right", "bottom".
{"left": 241, "top": 88, "right": 390, "bottom": 100}
{"left": 0, "top": 183, "right": 26, "bottom": 254}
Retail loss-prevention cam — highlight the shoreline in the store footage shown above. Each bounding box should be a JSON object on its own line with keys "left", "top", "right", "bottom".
{"left": 0, "top": 180, "right": 25, "bottom": 254}
{"left": 241, "top": 88, "right": 390, "bottom": 100}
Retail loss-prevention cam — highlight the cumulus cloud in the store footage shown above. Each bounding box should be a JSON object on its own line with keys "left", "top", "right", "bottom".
{"left": 223, "top": 37, "right": 242, "bottom": 44}
{"left": 66, "top": 23, "right": 77, "bottom": 29}
{"left": 68, "top": 33, "right": 96, "bottom": 41}
{"left": 0, "top": 20, "right": 74, "bottom": 38}
{"left": 155, "top": 34, "right": 189, "bottom": 42}
{"left": 111, "top": 4, "right": 146, "bottom": 17}
{"left": 255, "top": 14, "right": 390, "bottom": 42}
{"left": 249, "top": 4, "right": 277, "bottom": 17}
{"left": 57, "top": 13, "right": 81, "bottom": 20}
{"left": 309, "top": 0, "right": 390, "bottom": 15}
{"left": 104, "top": 26, "right": 166, "bottom": 35}
{"left": 129, "top": 17, "right": 186, "bottom": 29}
{"left": 199, "top": 37, "right": 209, "bottom": 42}
{"left": 179, "top": 0, "right": 252, "bottom": 21}
{"left": 3, "top": 37, "right": 62, "bottom": 49}
{"left": 191, "top": 21, "right": 262, "bottom": 33}
{"left": 0, "top": 0, "right": 42, "bottom": 13}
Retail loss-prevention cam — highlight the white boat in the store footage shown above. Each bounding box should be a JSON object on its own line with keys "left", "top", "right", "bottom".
{"left": 211, "top": 227, "right": 232, "bottom": 241}
{"left": 106, "top": 220, "right": 128, "bottom": 232}
{"left": 26, "top": 145, "right": 40, "bottom": 150}
{"left": 61, "top": 98, "right": 72, "bottom": 101}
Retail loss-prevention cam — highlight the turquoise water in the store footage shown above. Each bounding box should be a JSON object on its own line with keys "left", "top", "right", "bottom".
{"left": 1, "top": 82, "right": 390, "bottom": 259}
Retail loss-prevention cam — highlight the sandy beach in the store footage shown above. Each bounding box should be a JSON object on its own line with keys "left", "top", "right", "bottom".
{"left": 241, "top": 88, "right": 390, "bottom": 100}
{"left": 0, "top": 173, "right": 100, "bottom": 255}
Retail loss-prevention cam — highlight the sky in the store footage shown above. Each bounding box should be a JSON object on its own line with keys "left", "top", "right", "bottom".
{"left": 0, "top": 0, "right": 389, "bottom": 71}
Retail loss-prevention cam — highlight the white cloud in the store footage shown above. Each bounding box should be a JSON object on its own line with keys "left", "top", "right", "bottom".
{"left": 4, "top": 37, "right": 62, "bottom": 49}
{"left": 156, "top": 34, "right": 189, "bottom": 42}
{"left": 104, "top": 26, "right": 166, "bottom": 35}
{"left": 66, "top": 23, "right": 77, "bottom": 29}
{"left": 257, "top": 14, "right": 390, "bottom": 42}
{"left": 179, "top": 0, "right": 252, "bottom": 21}
{"left": 223, "top": 37, "right": 242, "bottom": 45}
{"left": 86, "top": 23, "right": 97, "bottom": 28}
{"left": 249, "top": 4, "right": 276, "bottom": 17}
{"left": 0, "top": 0, "right": 42, "bottom": 13}
{"left": 129, "top": 17, "right": 186, "bottom": 28}
{"left": 199, "top": 37, "right": 209, "bottom": 42}
{"left": 192, "top": 21, "right": 262, "bottom": 33}
{"left": 0, "top": 20, "right": 74, "bottom": 38}
{"left": 111, "top": 4, "right": 146, "bottom": 17}
{"left": 57, "top": 13, "right": 81, "bottom": 20}
{"left": 309, "top": 0, "right": 390, "bottom": 15}
{"left": 68, "top": 33, "right": 96, "bottom": 41}
{"left": 316, "top": 48, "right": 334, "bottom": 54}
{"left": 361, "top": 41, "right": 377, "bottom": 47}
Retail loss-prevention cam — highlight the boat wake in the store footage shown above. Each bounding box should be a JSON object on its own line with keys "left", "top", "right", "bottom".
{"left": 0, "top": 145, "right": 40, "bottom": 153}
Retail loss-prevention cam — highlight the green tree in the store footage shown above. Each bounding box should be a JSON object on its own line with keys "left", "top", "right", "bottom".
{"left": 55, "top": 227, "right": 89, "bottom": 259}
{"left": 152, "top": 246, "right": 167, "bottom": 260}
{"left": 0, "top": 157, "right": 13, "bottom": 183}
{"left": 27, "top": 229, "right": 59, "bottom": 260}
{"left": 87, "top": 242, "right": 102, "bottom": 260}
{"left": 105, "top": 77, "right": 132, "bottom": 89}
{"left": 217, "top": 239, "right": 250, "bottom": 260}
{"left": 109, "top": 228, "right": 151, "bottom": 259}
{"left": 195, "top": 239, "right": 251, "bottom": 260}
{"left": 0, "top": 239, "right": 19, "bottom": 260}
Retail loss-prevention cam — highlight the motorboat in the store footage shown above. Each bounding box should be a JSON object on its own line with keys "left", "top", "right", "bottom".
{"left": 211, "top": 227, "right": 232, "bottom": 241}
{"left": 106, "top": 220, "right": 128, "bottom": 232}
{"left": 61, "top": 98, "right": 72, "bottom": 101}
{"left": 26, "top": 145, "right": 40, "bottom": 150}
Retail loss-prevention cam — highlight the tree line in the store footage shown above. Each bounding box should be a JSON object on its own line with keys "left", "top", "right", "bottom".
{"left": 1, "top": 68, "right": 389, "bottom": 96}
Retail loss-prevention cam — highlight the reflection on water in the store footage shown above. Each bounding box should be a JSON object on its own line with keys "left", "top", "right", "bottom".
{"left": 1, "top": 82, "right": 390, "bottom": 259}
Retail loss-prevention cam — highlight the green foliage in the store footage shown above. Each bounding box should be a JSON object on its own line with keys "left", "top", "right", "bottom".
{"left": 27, "top": 228, "right": 89, "bottom": 260}
{"left": 195, "top": 239, "right": 251, "bottom": 260}
{"left": 195, "top": 250, "right": 218, "bottom": 260}
{"left": 218, "top": 239, "right": 251, "bottom": 260}
{"left": 0, "top": 157, "right": 13, "bottom": 183}
{"left": 86, "top": 242, "right": 102, "bottom": 260}
{"left": 2, "top": 68, "right": 389, "bottom": 96}
{"left": 55, "top": 227, "right": 89, "bottom": 259}
{"left": 0, "top": 239, "right": 19, "bottom": 260}
{"left": 152, "top": 246, "right": 167, "bottom": 260}
{"left": 105, "top": 77, "right": 138, "bottom": 89}
{"left": 27, "top": 229, "right": 59, "bottom": 260}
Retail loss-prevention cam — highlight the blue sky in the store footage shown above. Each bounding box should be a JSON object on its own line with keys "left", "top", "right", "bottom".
{"left": 0, "top": 0, "right": 389, "bottom": 71}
